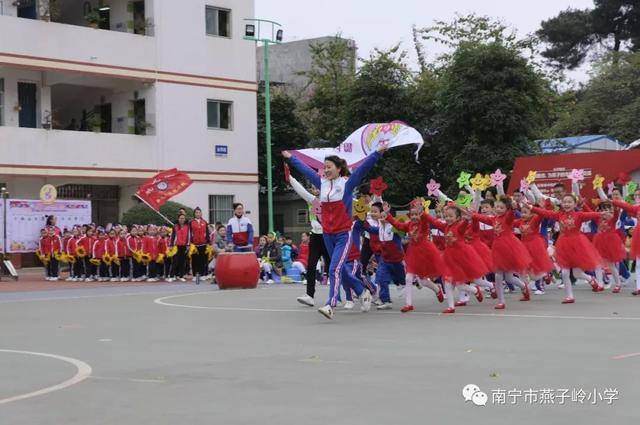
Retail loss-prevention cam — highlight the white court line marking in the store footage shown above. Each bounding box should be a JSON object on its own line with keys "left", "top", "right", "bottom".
{"left": 0, "top": 289, "right": 196, "bottom": 304}
{"left": 612, "top": 352, "right": 640, "bottom": 360}
{"left": 153, "top": 292, "right": 640, "bottom": 321}
{"left": 0, "top": 349, "right": 92, "bottom": 405}
{"left": 90, "top": 375, "right": 165, "bottom": 384}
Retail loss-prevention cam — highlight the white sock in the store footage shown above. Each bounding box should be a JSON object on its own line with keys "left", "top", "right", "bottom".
{"left": 505, "top": 272, "right": 526, "bottom": 290}
{"left": 495, "top": 271, "right": 506, "bottom": 304}
{"left": 572, "top": 268, "right": 592, "bottom": 282}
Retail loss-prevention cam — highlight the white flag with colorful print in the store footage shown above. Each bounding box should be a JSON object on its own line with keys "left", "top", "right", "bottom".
{"left": 289, "top": 121, "right": 424, "bottom": 170}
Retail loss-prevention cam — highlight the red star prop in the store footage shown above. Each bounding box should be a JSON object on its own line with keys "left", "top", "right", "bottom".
{"left": 369, "top": 176, "right": 388, "bottom": 196}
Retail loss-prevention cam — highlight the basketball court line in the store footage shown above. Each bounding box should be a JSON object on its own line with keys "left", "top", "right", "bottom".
{"left": 153, "top": 292, "right": 640, "bottom": 321}
{"left": 0, "top": 349, "right": 92, "bottom": 405}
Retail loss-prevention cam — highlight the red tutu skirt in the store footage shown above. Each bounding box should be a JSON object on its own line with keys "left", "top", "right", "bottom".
{"left": 522, "top": 235, "right": 554, "bottom": 275}
{"left": 442, "top": 243, "right": 487, "bottom": 284}
{"left": 405, "top": 240, "right": 447, "bottom": 278}
{"left": 593, "top": 231, "right": 626, "bottom": 263}
{"left": 491, "top": 234, "right": 532, "bottom": 273}
{"left": 555, "top": 233, "right": 601, "bottom": 270}
{"left": 468, "top": 239, "right": 493, "bottom": 273}
{"left": 631, "top": 226, "right": 640, "bottom": 259}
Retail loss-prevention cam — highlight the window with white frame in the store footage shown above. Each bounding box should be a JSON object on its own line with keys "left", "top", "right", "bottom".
{"left": 297, "top": 209, "right": 309, "bottom": 225}
{"left": 208, "top": 195, "right": 234, "bottom": 225}
{"left": 0, "top": 78, "right": 4, "bottom": 126}
{"left": 207, "top": 99, "right": 232, "bottom": 130}
{"left": 205, "top": 6, "right": 230, "bottom": 37}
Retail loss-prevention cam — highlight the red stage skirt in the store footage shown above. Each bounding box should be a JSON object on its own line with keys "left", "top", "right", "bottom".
{"left": 593, "top": 231, "right": 626, "bottom": 263}
{"left": 555, "top": 233, "right": 601, "bottom": 271}
{"left": 491, "top": 234, "right": 532, "bottom": 273}
{"left": 522, "top": 235, "right": 554, "bottom": 275}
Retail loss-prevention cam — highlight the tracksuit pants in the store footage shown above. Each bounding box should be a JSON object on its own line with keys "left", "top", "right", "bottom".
{"left": 323, "top": 231, "right": 365, "bottom": 308}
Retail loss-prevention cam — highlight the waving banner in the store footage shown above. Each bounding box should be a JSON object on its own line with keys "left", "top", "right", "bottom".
{"left": 290, "top": 121, "right": 424, "bottom": 170}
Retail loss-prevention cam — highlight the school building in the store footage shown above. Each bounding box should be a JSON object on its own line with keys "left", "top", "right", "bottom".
{"left": 0, "top": 0, "right": 259, "bottom": 227}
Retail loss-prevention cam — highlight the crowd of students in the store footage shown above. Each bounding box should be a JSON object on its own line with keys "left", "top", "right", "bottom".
{"left": 36, "top": 204, "right": 260, "bottom": 283}
{"left": 283, "top": 148, "right": 640, "bottom": 320}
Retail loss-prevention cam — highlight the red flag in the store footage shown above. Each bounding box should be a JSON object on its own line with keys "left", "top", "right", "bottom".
{"left": 136, "top": 169, "right": 193, "bottom": 210}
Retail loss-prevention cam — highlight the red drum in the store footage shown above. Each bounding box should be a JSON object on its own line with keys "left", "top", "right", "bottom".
{"left": 215, "top": 252, "right": 260, "bottom": 289}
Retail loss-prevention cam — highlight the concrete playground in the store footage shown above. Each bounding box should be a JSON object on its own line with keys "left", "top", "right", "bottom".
{"left": 0, "top": 279, "right": 638, "bottom": 424}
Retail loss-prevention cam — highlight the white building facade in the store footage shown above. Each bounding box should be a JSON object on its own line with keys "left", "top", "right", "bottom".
{"left": 0, "top": 0, "right": 258, "bottom": 227}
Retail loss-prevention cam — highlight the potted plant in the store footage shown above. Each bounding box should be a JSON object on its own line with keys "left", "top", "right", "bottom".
{"left": 85, "top": 9, "right": 102, "bottom": 29}
{"left": 135, "top": 120, "right": 153, "bottom": 135}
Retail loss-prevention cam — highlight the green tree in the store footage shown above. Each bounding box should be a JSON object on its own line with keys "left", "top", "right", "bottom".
{"left": 121, "top": 201, "right": 192, "bottom": 227}
{"left": 433, "top": 42, "right": 549, "bottom": 192}
{"left": 537, "top": 1, "right": 640, "bottom": 69}
{"left": 550, "top": 52, "right": 640, "bottom": 142}
{"left": 257, "top": 88, "right": 308, "bottom": 193}
{"left": 343, "top": 47, "right": 440, "bottom": 204}
{"left": 301, "top": 36, "right": 356, "bottom": 144}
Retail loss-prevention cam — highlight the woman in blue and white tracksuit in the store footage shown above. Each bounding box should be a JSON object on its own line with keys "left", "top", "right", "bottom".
{"left": 284, "top": 147, "right": 385, "bottom": 319}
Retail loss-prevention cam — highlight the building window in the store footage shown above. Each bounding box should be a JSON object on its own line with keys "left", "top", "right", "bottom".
{"left": 297, "top": 209, "right": 309, "bottom": 225}
{"left": 208, "top": 195, "right": 234, "bottom": 225}
{"left": 0, "top": 78, "right": 4, "bottom": 126}
{"left": 207, "top": 100, "right": 232, "bottom": 130}
{"left": 205, "top": 6, "right": 230, "bottom": 37}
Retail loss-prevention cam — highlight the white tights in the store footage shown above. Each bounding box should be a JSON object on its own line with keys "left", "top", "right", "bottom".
{"left": 494, "top": 271, "right": 526, "bottom": 304}
{"left": 445, "top": 281, "right": 478, "bottom": 309}
{"left": 595, "top": 263, "right": 621, "bottom": 288}
{"left": 405, "top": 273, "right": 441, "bottom": 306}
{"left": 560, "top": 267, "right": 592, "bottom": 299}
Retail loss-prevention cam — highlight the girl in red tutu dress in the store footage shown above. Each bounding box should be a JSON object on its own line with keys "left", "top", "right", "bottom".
{"left": 513, "top": 203, "right": 554, "bottom": 283}
{"left": 424, "top": 204, "right": 487, "bottom": 314}
{"left": 473, "top": 197, "right": 532, "bottom": 310}
{"left": 591, "top": 201, "right": 626, "bottom": 293}
{"left": 384, "top": 200, "right": 446, "bottom": 310}
{"left": 531, "top": 194, "right": 603, "bottom": 304}
{"left": 612, "top": 189, "right": 640, "bottom": 295}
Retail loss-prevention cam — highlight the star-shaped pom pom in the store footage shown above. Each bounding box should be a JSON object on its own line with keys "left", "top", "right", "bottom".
{"left": 470, "top": 173, "right": 487, "bottom": 191}
{"left": 352, "top": 196, "right": 370, "bottom": 221}
{"left": 422, "top": 198, "right": 431, "bottom": 210}
{"left": 456, "top": 193, "right": 473, "bottom": 208}
{"left": 490, "top": 169, "right": 506, "bottom": 187}
{"left": 457, "top": 171, "right": 471, "bottom": 189}
{"left": 426, "top": 179, "right": 441, "bottom": 197}
{"left": 369, "top": 176, "right": 388, "bottom": 196}
{"left": 568, "top": 168, "right": 585, "bottom": 184}
{"left": 592, "top": 174, "right": 604, "bottom": 190}
{"left": 628, "top": 181, "right": 638, "bottom": 196}
{"left": 526, "top": 170, "right": 537, "bottom": 184}
{"left": 520, "top": 178, "right": 530, "bottom": 193}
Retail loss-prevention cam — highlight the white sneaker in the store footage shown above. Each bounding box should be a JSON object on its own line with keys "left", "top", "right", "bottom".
{"left": 51, "top": 277, "right": 58, "bottom": 281}
{"left": 534, "top": 290, "right": 545, "bottom": 295}
{"left": 166, "top": 278, "right": 175, "bottom": 283}
{"left": 296, "top": 295, "right": 314, "bottom": 307}
{"left": 372, "top": 294, "right": 383, "bottom": 306}
{"left": 178, "top": 277, "right": 186, "bottom": 282}
{"left": 65, "top": 277, "right": 73, "bottom": 282}
{"left": 318, "top": 305, "right": 334, "bottom": 320}
{"left": 558, "top": 284, "right": 565, "bottom": 289}
{"left": 343, "top": 301, "right": 355, "bottom": 310}
{"left": 191, "top": 276, "right": 197, "bottom": 282}
{"left": 266, "top": 279, "right": 274, "bottom": 284}
{"left": 110, "top": 278, "right": 118, "bottom": 282}
{"left": 85, "top": 277, "right": 94, "bottom": 282}
{"left": 146, "top": 278, "right": 158, "bottom": 282}
{"left": 376, "top": 302, "right": 393, "bottom": 310}
{"left": 360, "top": 289, "right": 372, "bottom": 312}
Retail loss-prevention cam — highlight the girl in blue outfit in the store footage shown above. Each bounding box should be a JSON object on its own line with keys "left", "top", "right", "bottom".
{"left": 283, "top": 147, "right": 385, "bottom": 319}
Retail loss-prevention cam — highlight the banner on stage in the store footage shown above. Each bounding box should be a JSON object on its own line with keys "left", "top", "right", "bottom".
{"left": 5, "top": 199, "right": 92, "bottom": 253}
{"left": 289, "top": 122, "right": 424, "bottom": 170}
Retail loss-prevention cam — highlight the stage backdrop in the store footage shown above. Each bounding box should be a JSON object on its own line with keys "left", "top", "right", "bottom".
{"left": 5, "top": 199, "right": 92, "bottom": 253}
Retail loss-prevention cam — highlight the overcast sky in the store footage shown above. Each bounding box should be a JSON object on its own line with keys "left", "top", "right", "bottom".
{"left": 255, "top": 0, "right": 595, "bottom": 83}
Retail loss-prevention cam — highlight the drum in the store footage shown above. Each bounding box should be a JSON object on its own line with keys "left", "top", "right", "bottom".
{"left": 215, "top": 252, "right": 260, "bottom": 289}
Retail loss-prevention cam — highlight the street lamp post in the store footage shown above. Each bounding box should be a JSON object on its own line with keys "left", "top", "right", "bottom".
{"left": 244, "top": 18, "right": 283, "bottom": 234}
